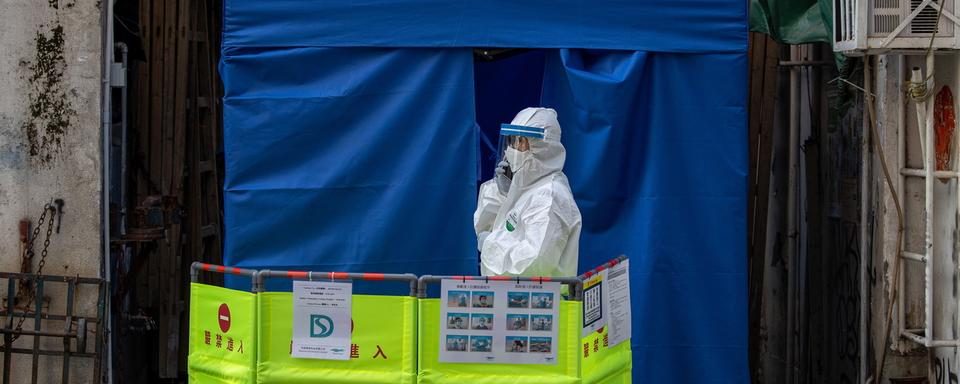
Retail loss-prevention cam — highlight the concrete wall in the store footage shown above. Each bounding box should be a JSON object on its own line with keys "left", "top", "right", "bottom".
{"left": 0, "top": 0, "right": 102, "bottom": 382}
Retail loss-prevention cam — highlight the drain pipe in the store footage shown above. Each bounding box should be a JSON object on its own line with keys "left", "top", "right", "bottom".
{"left": 100, "top": 0, "right": 115, "bottom": 382}
{"left": 861, "top": 56, "right": 874, "bottom": 384}
{"left": 116, "top": 42, "right": 128, "bottom": 234}
{"left": 922, "top": 54, "right": 935, "bottom": 352}
{"left": 785, "top": 44, "right": 801, "bottom": 384}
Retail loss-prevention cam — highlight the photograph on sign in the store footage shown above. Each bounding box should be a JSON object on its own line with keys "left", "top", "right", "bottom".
{"left": 438, "top": 279, "right": 561, "bottom": 364}
{"left": 291, "top": 281, "right": 352, "bottom": 360}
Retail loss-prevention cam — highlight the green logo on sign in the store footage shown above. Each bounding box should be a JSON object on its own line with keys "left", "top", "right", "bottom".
{"left": 310, "top": 314, "right": 334, "bottom": 338}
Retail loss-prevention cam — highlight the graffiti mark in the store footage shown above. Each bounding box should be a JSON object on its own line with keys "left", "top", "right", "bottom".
{"left": 20, "top": 23, "right": 75, "bottom": 166}
{"left": 934, "top": 356, "right": 959, "bottom": 384}
{"left": 836, "top": 221, "right": 861, "bottom": 384}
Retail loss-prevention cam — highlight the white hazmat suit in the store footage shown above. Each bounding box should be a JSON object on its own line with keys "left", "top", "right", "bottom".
{"left": 474, "top": 108, "right": 582, "bottom": 277}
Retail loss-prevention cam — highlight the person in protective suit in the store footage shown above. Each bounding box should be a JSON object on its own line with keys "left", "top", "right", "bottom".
{"left": 474, "top": 107, "right": 582, "bottom": 277}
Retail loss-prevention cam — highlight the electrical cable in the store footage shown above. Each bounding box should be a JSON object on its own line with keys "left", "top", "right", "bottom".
{"left": 865, "top": 55, "right": 906, "bottom": 384}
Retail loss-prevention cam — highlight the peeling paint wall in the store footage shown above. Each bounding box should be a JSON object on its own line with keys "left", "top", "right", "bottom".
{"left": 0, "top": 0, "right": 102, "bottom": 382}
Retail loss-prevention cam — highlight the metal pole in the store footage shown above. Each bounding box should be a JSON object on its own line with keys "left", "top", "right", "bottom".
{"left": 100, "top": 1, "right": 115, "bottom": 381}
{"left": 923, "top": 54, "right": 935, "bottom": 347}
{"left": 256, "top": 270, "right": 418, "bottom": 297}
{"left": 116, "top": 42, "right": 128, "bottom": 236}
{"left": 896, "top": 54, "right": 906, "bottom": 351}
{"left": 785, "top": 44, "right": 800, "bottom": 384}
{"left": 860, "top": 54, "right": 873, "bottom": 384}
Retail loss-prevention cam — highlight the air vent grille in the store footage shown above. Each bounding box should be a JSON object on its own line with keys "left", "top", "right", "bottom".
{"left": 875, "top": 14, "right": 901, "bottom": 32}
{"left": 911, "top": 0, "right": 943, "bottom": 34}
{"left": 875, "top": 0, "right": 899, "bottom": 8}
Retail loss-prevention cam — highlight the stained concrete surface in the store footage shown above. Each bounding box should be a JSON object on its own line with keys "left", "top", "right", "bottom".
{"left": 0, "top": 0, "right": 102, "bottom": 382}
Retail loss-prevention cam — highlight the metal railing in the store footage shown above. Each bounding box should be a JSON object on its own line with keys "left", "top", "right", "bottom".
{"left": 417, "top": 275, "right": 583, "bottom": 301}
{"left": 257, "top": 270, "right": 419, "bottom": 297}
{"left": 0, "top": 272, "right": 105, "bottom": 384}
{"left": 190, "top": 262, "right": 259, "bottom": 291}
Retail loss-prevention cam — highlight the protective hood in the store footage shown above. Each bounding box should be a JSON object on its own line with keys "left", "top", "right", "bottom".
{"left": 504, "top": 108, "right": 566, "bottom": 195}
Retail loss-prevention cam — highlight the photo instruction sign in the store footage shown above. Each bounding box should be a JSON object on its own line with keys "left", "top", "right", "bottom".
{"left": 439, "top": 279, "right": 561, "bottom": 364}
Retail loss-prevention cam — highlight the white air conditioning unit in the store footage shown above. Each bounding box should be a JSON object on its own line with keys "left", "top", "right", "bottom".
{"left": 834, "top": 0, "right": 960, "bottom": 54}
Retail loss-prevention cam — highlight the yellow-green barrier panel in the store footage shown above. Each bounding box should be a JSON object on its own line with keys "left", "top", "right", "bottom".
{"left": 417, "top": 298, "right": 581, "bottom": 384}
{"left": 188, "top": 283, "right": 258, "bottom": 384}
{"left": 580, "top": 327, "right": 632, "bottom": 384}
{"left": 257, "top": 293, "right": 417, "bottom": 384}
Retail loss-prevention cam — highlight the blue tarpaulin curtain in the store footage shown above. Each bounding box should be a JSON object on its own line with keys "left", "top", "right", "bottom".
{"left": 220, "top": 1, "right": 747, "bottom": 381}
{"left": 221, "top": 47, "right": 479, "bottom": 291}
{"left": 222, "top": 0, "right": 746, "bottom": 53}
{"left": 542, "top": 49, "right": 747, "bottom": 381}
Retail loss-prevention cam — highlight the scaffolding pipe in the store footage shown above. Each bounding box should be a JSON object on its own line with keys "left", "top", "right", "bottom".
{"left": 895, "top": 53, "right": 906, "bottom": 365}
{"left": 860, "top": 55, "right": 874, "bottom": 384}
{"left": 100, "top": 1, "right": 115, "bottom": 381}
{"left": 923, "top": 55, "right": 935, "bottom": 348}
{"left": 912, "top": 67, "right": 928, "bottom": 166}
{"left": 785, "top": 44, "right": 800, "bottom": 384}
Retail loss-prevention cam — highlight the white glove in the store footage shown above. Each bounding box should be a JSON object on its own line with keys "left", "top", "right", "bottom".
{"left": 495, "top": 161, "right": 511, "bottom": 195}
{"left": 477, "top": 231, "right": 491, "bottom": 252}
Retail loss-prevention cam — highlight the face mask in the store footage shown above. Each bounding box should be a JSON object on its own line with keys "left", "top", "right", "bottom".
{"left": 505, "top": 147, "right": 527, "bottom": 172}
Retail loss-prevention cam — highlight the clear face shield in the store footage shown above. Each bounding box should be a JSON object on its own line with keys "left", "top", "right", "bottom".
{"left": 497, "top": 124, "right": 545, "bottom": 177}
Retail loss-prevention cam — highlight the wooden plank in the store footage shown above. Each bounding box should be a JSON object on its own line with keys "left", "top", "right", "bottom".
{"left": 747, "top": 32, "right": 779, "bottom": 383}
{"left": 168, "top": 0, "right": 192, "bottom": 375}
{"left": 747, "top": 34, "right": 764, "bottom": 248}
{"left": 198, "top": 0, "right": 223, "bottom": 270}
{"left": 157, "top": 0, "right": 178, "bottom": 377}
{"left": 149, "top": 0, "right": 165, "bottom": 196}
{"left": 147, "top": 0, "right": 165, "bottom": 324}
{"left": 188, "top": 0, "right": 202, "bottom": 266}
{"left": 137, "top": 0, "right": 153, "bottom": 200}
{"left": 162, "top": 0, "right": 177, "bottom": 196}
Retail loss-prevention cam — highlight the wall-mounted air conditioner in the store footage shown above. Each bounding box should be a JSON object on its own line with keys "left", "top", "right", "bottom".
{"left": 834, "top": 0, "right": 960, "bottom": 54}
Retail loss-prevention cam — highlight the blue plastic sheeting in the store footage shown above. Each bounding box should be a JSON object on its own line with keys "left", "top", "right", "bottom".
{"left": 541, "top": 49, "right": 748, "bottom": 382}
{"left": 221, "top": 48, "right": 479, "bottom": 291}
{"left": 223, "top": 0, "right": 747, "bottom": 53}
{"left": 220, "top": 0, "right": 748, "bottom": 380}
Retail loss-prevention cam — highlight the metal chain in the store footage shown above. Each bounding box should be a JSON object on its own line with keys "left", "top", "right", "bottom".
{"left": 4, "top": 204, "right": 57, "bottom": 346}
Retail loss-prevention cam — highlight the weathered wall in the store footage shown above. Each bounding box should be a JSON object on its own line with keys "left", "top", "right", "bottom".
{"left": 869, "top": 54, "right": 960, "bottom": 382}
{"left": 0, "top": 0, "right": 102, "bottom": 382}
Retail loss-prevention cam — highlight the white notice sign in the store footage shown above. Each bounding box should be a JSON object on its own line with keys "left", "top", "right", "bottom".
{"left": 581, "top": 259, "right": 631, "bottom": 347}
{"left": 291, "top": 281, "right": 352, "bottom": 360}
{"left": 605, "top": 260, "right": 632, "bottom": 347}
{"left": 439, "top": 279, "right": 561, "bottom": 364}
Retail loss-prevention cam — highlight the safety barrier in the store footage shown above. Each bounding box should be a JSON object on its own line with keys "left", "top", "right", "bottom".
{"left": 578, "top": 255, "right": 632, "bottom": 384}
{"left": 255, "top": 270, "right": 418, "bottom": 384}
{"left": 187, "top": 258, "right": 631, "bottom": 384}
{"left": 416, "top": 275, "right": 583, "bottom": 384}
{"left": 188, "top": 263, "right": 259, "bottom": 384}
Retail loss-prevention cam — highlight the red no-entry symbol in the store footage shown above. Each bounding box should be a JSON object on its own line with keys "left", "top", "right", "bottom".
{"left": 218, "top": 303, "right": 231, "bottom": 333}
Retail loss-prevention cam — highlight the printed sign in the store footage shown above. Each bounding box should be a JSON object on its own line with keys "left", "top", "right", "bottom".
{"left": 439, "top": 279, "right": 561, "bottom": 364}
{"left": 581, "top": 260, "right": 632, "bottom": 347}
{"left": 291, "top": 281, "right": 352, "bottom": 360}
{"left": 581, "top": 275, "right": 603, "bottom": 335}
{"left": 605, "top": 260, "right": 632, "bottom": 347}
